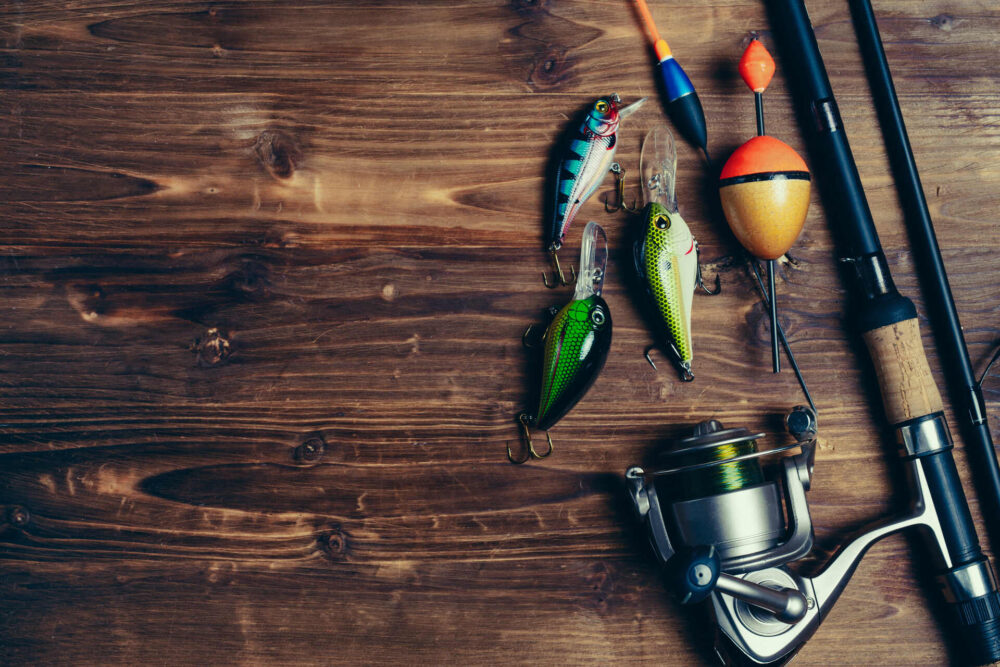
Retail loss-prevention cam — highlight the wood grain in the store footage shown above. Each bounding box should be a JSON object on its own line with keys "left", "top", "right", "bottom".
{"left": 1, "top": 0, "right": 999, "bottom": 665}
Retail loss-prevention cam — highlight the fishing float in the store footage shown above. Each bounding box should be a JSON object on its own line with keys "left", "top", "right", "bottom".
{"left": 719, "top": 39, "right": 810, "bottom": 374}
{"left": 629, "top": 0, "right": 709, "bottom": 159}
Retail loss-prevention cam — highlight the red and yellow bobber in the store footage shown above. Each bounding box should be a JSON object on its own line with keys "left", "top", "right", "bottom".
{"left": 719, "top": 136, "right": 810, "bottom": 260}
{"left": 719, "top": 38, "right": 811, "bottom": 373}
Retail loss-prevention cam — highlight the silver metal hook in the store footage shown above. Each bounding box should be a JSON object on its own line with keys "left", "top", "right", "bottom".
{"left": 695, "top": 242, "right": 721, "bottom": 295}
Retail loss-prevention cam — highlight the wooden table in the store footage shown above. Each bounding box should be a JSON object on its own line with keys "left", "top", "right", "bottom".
{"left": 2, "top": 1, "right": 999, "bottom": 664}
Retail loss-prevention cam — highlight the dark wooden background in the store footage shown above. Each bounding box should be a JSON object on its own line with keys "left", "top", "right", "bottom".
{"left": 2, "top": 0, "right": 999, "bottom": 664}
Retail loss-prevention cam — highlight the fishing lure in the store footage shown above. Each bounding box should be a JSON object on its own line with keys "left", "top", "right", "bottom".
{"left": 543, "top": 94, "right": 645, "bottom": 288}
{"left": 511, "top": 221, "right": 612, "bottom": 463}
{"left": 633, "top": 125, "right": 718, "bottom": 381}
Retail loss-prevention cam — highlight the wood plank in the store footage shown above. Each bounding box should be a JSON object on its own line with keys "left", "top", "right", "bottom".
{"left": 2, "top": 0, "right": 1000, "bottom": 664}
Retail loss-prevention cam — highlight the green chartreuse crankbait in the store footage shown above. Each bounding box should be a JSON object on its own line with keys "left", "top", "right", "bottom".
{"left": 633, "top": 125, "right": 718, "bottom": 381}
{"left": 511, "top": 221, "right": 612, "bottom": 464}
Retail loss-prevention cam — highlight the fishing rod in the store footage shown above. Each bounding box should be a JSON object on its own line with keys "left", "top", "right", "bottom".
{"left": 765, "top": 0, "right": 1000, "bottom": 662}
{"left": 847, "top": 0, "right": 1000, "bottom": 541}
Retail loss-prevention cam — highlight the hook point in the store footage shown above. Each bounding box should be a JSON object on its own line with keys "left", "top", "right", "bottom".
{"left": 529, "top": 431, "right": 554, "bottom": 459}
{"left": 643, "top": 346, "right": 658, "bottom": 370}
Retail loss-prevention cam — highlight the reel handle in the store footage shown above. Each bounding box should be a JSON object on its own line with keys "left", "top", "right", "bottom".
{"left": 668, "top": 546, "right": 808, "bottom": 623}
{"left": 715, "top": 573, "right": 807, "bottom": 624}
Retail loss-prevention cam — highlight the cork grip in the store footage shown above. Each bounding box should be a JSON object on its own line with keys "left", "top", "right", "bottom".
{"left": 862, "top": 317, "right": 944, "bottom": 425}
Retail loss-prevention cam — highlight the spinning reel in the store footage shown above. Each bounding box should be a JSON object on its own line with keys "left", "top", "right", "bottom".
{"left": 627, "top": 407, "right": 994, "bottom": 665}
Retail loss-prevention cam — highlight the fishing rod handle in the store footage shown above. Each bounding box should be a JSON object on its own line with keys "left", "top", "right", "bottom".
{"left": 863, "top": 317, "right": 942, "bottom": 424}
{"left": 859, "top": 252, "right": 1000, "bottom": 667}
{"left": 859, "top": 295, "right": 980, "bottom": 561}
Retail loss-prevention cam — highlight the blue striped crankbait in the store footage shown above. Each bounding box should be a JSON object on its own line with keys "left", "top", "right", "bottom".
{"left": 543, "top": 93, "right": 645, "bottom": 287}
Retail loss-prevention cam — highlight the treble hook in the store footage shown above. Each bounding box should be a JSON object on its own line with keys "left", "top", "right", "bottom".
{"left": 643, "top": 344, "right": 694, "bottom": 381}
{"left": 522, "top": 324, "right": 547, "bottom": 349}
{"left": 521, "top": 307, "right": 559, "bottom": 348}
{"left": 508, "top": 414, "right": 554, "bottom": 464}
{"left": 605, "top": 163, "right": 640, "bottom": 213}
{"left": 542, "top": 248, "right": 576, "bottom": 288}
{"left": 695, "top": 242, "right": 721, "bottom": 295}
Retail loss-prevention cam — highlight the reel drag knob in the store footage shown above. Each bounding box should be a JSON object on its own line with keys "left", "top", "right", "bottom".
{"left": 667, "top": 545, "right": 721, "bottom": 604}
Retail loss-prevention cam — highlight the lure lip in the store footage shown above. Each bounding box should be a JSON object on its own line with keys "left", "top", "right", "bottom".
{"left": 640, "top": 124, "right": 679, "bottom": 212}
{"left": 574, "top": 221, "right": 608, "bottom": 300}
{"left": 618, "top": 96, "right": 648, "bottom": 120}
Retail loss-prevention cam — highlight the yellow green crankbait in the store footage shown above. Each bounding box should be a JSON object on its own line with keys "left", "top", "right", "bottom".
{"left": 633, "top": 125, "right": 718, "bottom": 381}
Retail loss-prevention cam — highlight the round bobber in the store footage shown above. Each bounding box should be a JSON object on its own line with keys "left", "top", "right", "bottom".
{"left": 719, "top": 39, "right": 811, "bottom": 373}
{"left": 719, "top": 136, "right": 810, "bottom": 261}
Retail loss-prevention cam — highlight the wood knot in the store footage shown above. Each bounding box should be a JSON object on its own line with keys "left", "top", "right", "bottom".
{"left": 8, "top": 505, "right": 30, "bottom": 528}
{"left": 529, "top": 49, "right": 571, "bottom": 89}
{"left": 69, "top": 284, "right": 108, "bottom": 322}
{"left": 253, "top": 130, "right": 302, "bottom": 180}
{"left": 241, "top": 227, "right": 292, "bottom": 249}
{"left": 319, "top": 527, "right": 350, "bottom": 560}
{"left": 294, "top": 437, "right": 326, "bottom": 465}
{"left": 190, "top": 327, "right": 232, "bottom": 367}
{"left": 929, "top": 14, "right": 955, "bottom": 31}
{"left": 223, "top": 257, "right": 271, "bottom": 301}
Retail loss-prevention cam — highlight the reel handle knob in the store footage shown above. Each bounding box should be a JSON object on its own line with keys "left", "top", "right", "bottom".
{"left": 667, "top": 546, "right": 721, "bottom": 605}
{"left": 714, "top": 573, "right": 808, "bottom": 624}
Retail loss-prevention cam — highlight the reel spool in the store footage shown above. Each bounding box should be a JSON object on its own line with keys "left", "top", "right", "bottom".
{"left": 631, "top": 408, "right": 817, "bottom": 573}
{"left": 646, "top": 420, "right": 807, "bottom": 570}
{"left": 626, "top": 407, "right": 982, "bottom": 665}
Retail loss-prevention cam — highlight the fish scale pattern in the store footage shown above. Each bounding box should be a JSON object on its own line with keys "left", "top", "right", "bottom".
{"left": 549, "top": 99, "right": 621, "bottom": 249}
{"left": 537, "top": 296, "right": 605, "bottom": 425}
{"left": 554, "top": 133, "right": 617, "bottom": 245}
{"left": 642, "top": 203, "right": 695, "bottom": 363}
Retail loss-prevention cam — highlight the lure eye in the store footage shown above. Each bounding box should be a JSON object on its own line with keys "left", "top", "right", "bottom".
{"left": 595, "top": 100, "right": 609, "bottom": 113}
{"left": 591, "top": 308, "right": 606, "bottom": 325}
{"left": 655, "top": 215, "right": 671, "bottom": 230}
